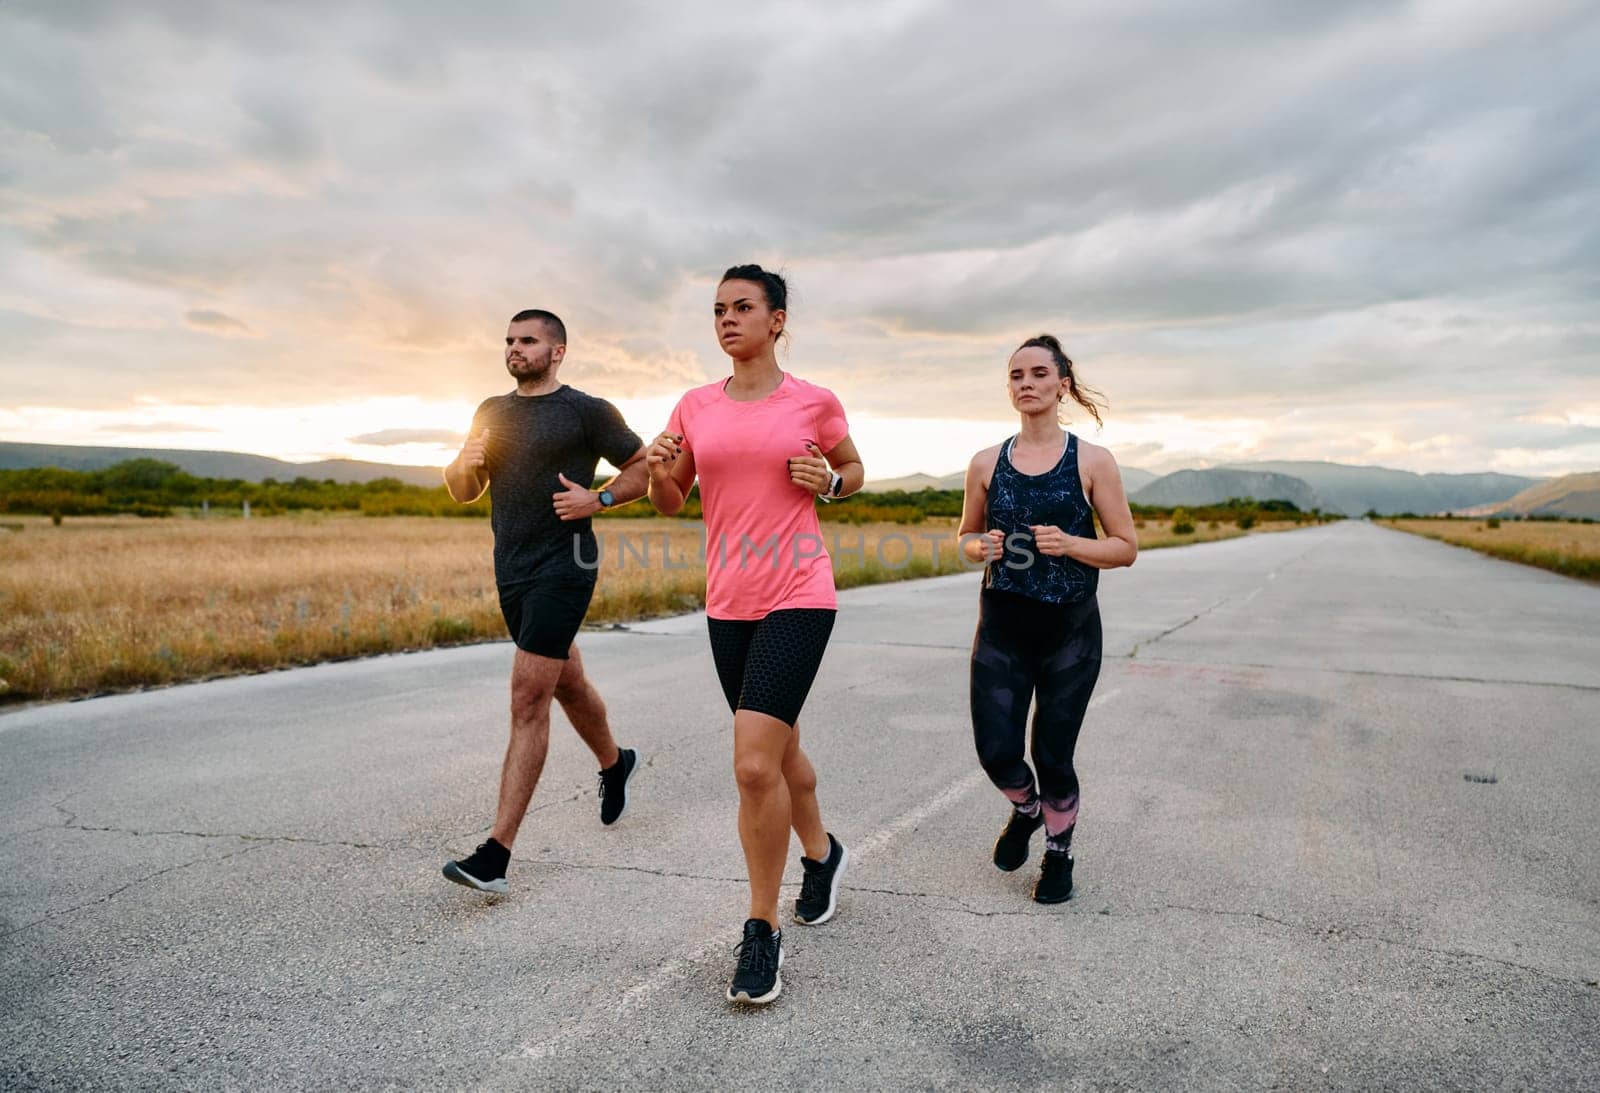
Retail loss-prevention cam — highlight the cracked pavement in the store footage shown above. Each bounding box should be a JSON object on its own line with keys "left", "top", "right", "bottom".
{"left": 2, "top": 521, "right": 1597, "bottom": 1090}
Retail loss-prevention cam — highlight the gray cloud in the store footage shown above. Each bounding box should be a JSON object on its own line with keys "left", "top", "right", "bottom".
{"left": 185, "top": 309, "right": 254, "bottom": 336}
{"left": 348, "top": 428, "right": 462, "bottom": 447}
{"left": 1, "top": 0, "right": 1597, "bottom": 473}
{"left": 95, "top": 421, "right": 220, "bottom": 434}
{"left": 233, "top": 77, "right": 325, "bottom": 170}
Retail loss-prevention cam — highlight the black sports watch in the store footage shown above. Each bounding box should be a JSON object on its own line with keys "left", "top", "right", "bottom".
{"left": 598, "top": 489, "right": 615, "bottom": 508}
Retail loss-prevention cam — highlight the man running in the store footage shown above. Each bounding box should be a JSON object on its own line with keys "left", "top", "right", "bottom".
{"left": 441, "top": 309, "right": 650, "bottom": 895}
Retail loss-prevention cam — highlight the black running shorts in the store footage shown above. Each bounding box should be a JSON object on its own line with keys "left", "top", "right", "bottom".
{"left": 706, "top": 608, "right": 836, "bottom": 728}
{"left": 498, "top": 576, "right": 596, "bottom": 660}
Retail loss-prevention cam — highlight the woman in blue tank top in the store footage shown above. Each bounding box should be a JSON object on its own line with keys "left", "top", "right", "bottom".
{"left": 955, "top": 335, "right": 1138, "bottom": 903}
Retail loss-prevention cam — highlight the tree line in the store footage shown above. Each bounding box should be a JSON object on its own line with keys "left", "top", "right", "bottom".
{"left": 0, "top": 459, "right": 488, "bottom": 518}
{"left": 1, "top": 459, "right": 1327, "bottom": 525}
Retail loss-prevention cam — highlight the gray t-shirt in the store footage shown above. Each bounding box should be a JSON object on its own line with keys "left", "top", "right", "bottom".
{"left": 470, "top": 385, "right": 643, "bottom": 587}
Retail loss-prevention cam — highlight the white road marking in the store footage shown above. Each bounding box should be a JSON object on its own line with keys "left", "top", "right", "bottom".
{"left": 1088, "top": 688, "right": 1122, "bottom": 710}
{"left": 848, "top": 769, "right": 990, "bottom": 865}
{"left": 513, "top": 686, "right": 1128, "bottom": 1062}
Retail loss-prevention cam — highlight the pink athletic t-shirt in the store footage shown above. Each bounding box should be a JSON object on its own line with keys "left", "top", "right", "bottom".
{"left": 667, "top": 373, "right": 850, "bottom": 620}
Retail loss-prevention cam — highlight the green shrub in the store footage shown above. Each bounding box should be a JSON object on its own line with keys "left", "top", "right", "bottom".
{"left": 1171, "top": 508, "right": 1194, "bottom": 535}
{"left": 818, "top": 503, "right": 924, "bottom": 525}
{"left": 1236, "top": 511, "right": 1257, "bottom": 530}
{"left": 1486, "top": 517, "right": 1501, "bottom": 529}
{"left": 427, "top": 616, "right": 476, "bottom": 643}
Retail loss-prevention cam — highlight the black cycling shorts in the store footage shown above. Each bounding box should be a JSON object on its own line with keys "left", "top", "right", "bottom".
{"left": 498, "top": 577, "right": 596, "bottom": 660}
{"left": 706, "top": 608, "right": 836, "bottom": 728}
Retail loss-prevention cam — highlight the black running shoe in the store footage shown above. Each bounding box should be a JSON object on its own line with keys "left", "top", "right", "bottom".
{"left": 598, "top": 747, "right": 639, "bottom": 826}
{"left": 442, "top": 839, "right": 510, "bottom": 895}
{"left": 993, "top": 808, "right": 1045, "bottom": 872}
{"left": 794, "top": 832, "right": 849, "bottom": 926}
{"left": 1033, "top": 848, "right": 1074, "bottom": 904}
{"left": 726, "top": 918, "right": 784, "bottom": 1005}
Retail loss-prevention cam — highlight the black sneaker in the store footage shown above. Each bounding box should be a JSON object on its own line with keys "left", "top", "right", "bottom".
{"left": 598, "top": 747, "right": 639, "bottom": 826}
{"left": 442, "top": 839, "right": 510, "bottom": 894}
{"left": 794, "top": 833, "right": 849, "bottom": 926}
{"left": 1033, "top": 848, "right": 1074, "bottom": 904}
{"left": 726, "top": 918, "right": 784, "bottom": 1005}
{"left": 993, "top": 808, "right": 1045, "bottom": 872}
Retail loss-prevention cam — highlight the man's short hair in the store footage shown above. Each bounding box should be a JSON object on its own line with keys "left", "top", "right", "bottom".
{"left": 509, "top": 309, "right": 567, "bottom": 346}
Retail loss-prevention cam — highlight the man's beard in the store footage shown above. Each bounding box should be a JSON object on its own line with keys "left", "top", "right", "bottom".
{"left": 506, "top": 354, "right": 552, "bottom": 384}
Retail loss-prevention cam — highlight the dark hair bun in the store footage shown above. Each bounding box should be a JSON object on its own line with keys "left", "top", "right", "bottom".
{"left": 721, "top": 264, "right": 788, "bottom": 312}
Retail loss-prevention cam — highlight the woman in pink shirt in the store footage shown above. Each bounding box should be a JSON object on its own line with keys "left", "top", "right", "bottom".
{"left": 647, "top": 264, "right": 864, "bottom": 1006}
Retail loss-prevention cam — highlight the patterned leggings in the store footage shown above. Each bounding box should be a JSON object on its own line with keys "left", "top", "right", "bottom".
{"left": 970, "top": 589, "right": 1102, "bottom": 849}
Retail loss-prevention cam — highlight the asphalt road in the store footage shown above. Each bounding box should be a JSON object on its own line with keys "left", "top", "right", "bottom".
{"left": 2, "top": 521, "right": 1597, "bottom": 1090}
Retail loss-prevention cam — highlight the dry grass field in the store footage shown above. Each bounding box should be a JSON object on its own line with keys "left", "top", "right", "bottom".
{"left": 0, "top": 513, "right": 1303, "bottom": 703}
{"left": 1131, "top": 517, "right": 1299, "bottom": 551}
{"left": 1383, "top": 517, "right": 1600, "bottom": 581}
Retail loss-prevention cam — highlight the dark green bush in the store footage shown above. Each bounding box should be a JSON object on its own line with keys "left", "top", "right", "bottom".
{"left": 428, "top": 616, "right": 475, "bottom": 643}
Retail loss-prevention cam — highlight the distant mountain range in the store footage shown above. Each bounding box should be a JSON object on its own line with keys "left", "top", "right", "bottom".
{"left": 1213, "top": 461, "right": 1540, "bottom": 517}
{"left": 864, "top": 459, "right": 1547, "bottom": 517}
{"left": 1131, "top": 469, "right": 1320, "bottom": 511}
{"left": 1454, "top": 472, "right": 1600, "bottom": 519}
{"left": 0, "top": 442, "right": 445, "bottom": 489}
{"left": 864, "top": 466, "right": 1159, "bottom": 493}
{"left": 859, "top": 471, "right": 965, "bottom": 492}
{"left": 1118, "top": 462, "right": 1542, "bottom": 517}
{"left": 1116, "top": 467, "right": 1159, "bottom": 494}
{"left": 865, "top": 460, "right": 1563, "bottom": 517}
{"left": 6, "top": 440, "right": 1590, "bottom": 517}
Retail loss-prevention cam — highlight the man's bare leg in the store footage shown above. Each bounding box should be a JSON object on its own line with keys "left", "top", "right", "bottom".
{"left": 552, "top": 644, "right": 620, "bottom": 769}
{"left": 489, "top": 649, "right": 565, "bottom": 849}
{"left": 443, "top": 649, "right": 565, "bottom": 893}
{"left": 555, "top": 643, "right": 639, "bottom": 825}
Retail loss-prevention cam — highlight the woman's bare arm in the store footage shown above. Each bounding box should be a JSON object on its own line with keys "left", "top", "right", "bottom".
{"left": 956, "top": 445, "right": 1004, "bottom": 565}
{"left": 1057, "top": 443, "right": 1137, "bottom": 569}
{"left": 645, "top": 431, "right": 697, "bottom": 516}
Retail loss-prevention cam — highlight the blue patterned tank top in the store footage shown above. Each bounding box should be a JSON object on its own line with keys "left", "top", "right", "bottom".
{"left": 983, "top": 433, "right": 1098, "bottom": 604}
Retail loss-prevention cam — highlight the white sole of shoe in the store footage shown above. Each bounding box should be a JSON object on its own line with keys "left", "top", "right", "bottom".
{"left": 795, "top": 842, "right": 849, "bottom": 926}
{"left": 726, "top": 946, "right": 784, "bottom": 1005}
{"left": 442, "top": 862, "right": 509, "bottom": 895}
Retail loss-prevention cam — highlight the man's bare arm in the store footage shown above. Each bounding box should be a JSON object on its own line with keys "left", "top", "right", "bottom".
{"left": 444, "top": 428, "right": 490, "bottom": 503}
{"left": 552, "top": 447, "right": 651, "bottom": 521}
{"left": 602, "top": 447, "right": 650, "bottom": 506}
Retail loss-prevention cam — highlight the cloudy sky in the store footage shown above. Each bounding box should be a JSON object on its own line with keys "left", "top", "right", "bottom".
{"left": 3, "top": 0, "right": 1597, "bottom": 480}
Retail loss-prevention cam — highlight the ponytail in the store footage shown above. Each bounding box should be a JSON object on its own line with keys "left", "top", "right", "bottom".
{"left": 1016, "top": 334, "right": 1106, "bottom": 428}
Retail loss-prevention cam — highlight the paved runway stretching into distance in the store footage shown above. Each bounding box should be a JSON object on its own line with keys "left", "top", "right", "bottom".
{"left": 2, "top": 521, "right": 1597, "bottom": 1089}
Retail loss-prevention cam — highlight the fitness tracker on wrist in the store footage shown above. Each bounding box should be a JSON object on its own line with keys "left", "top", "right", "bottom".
{"left": 598, "top": 489, "right": 615, "bottom": 508}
